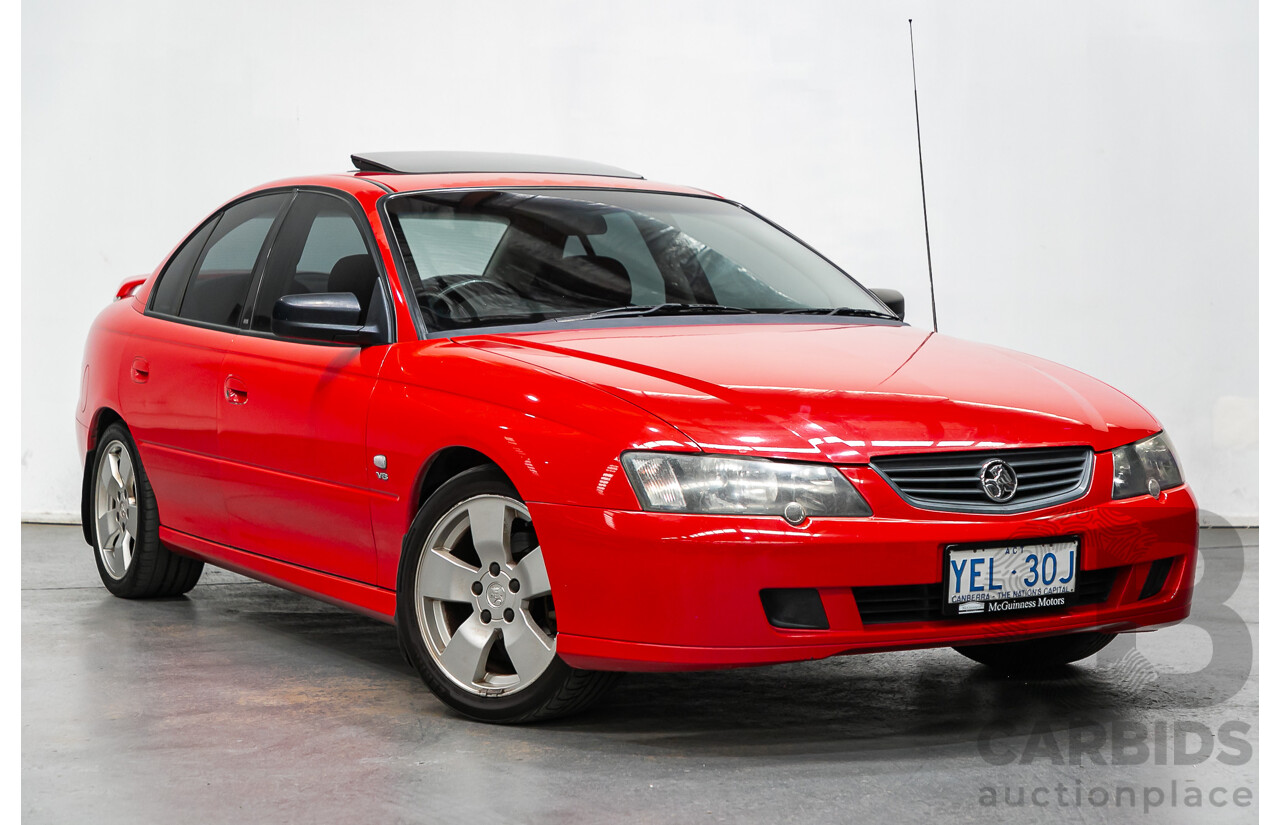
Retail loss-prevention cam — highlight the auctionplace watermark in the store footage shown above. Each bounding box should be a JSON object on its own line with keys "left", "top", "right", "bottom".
{"left": 970, "top": 509, "right": 1256, "bottom": 814}
{"left": 978, "top": 780, "right": 1252, "bottom": 814}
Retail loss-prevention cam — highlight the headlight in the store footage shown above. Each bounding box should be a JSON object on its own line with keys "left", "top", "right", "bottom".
{"left": 621, "top": 452, "right": 872, "bottom": 519}
{"left": 1112, "top": 433, "right": 1183, "bottom": 499}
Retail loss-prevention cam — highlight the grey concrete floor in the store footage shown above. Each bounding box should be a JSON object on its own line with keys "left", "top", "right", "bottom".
{"left": 23, "top": 524, "right": 1257, "bottom": 824}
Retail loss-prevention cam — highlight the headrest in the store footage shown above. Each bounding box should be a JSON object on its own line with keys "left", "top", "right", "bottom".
{"left": 328, "top": 254, "right": 378, "bottom": 321}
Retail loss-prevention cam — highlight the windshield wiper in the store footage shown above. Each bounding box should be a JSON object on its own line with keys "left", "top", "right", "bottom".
{"left": 776, "top": 306, "right": 900, "bottom": 319}
{"left": 556, "top": 303, "right": 759, "bottom": 322}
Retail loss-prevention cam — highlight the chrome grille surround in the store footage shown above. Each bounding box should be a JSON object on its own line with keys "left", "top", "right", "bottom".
{"left": 871, "top": 447, "right": 1094, "bottom": 514}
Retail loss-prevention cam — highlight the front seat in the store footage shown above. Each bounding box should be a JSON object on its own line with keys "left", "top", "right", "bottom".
{"left": 327, "top": 254, "right": 379, "bottom": 324}
{"left": 537, "top": 255, "right": 633, "bottom": 308}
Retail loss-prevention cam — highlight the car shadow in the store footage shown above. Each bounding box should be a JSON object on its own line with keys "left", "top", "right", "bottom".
{"left": 130, "top": 556, "right": 1241, "bottom": 762}
{"left": 535, "top": 653, "right": 1176, "bottom": 760}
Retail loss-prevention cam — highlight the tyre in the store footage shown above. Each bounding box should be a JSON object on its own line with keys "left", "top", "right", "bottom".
{"left": 90, "top": 422, "right": 204, "bottom": 598}
{"left": 396, "top": 466, "right": 618, "bottom": 723}
{"left": 953, "top": 631, "right": 1117, "bottom": 672}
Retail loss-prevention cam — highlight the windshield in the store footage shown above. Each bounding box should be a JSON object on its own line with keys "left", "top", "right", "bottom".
{"left": 384, "top": 188, "right": 888, "bottom": 332}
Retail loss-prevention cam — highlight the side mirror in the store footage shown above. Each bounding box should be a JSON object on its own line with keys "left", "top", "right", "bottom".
{"left": 870, "top": 288, "right": 905, "bottom": 320}
{"left": 272, "top": 292, "right": 384, "bottom": 346}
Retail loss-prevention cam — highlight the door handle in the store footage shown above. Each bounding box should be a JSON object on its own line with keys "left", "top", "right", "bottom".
{"left": 223, "top": 375, "right": 248, "bottom": 405}
{"left": 130, "top": 357, "right": 150, "bottom": 383}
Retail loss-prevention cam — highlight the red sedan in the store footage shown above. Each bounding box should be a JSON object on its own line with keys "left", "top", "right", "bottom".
{"left": 77, "top": 152, "right": 1196, "bottom": 722}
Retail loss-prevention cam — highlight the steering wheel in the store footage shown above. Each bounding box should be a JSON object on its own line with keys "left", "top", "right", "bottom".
{"left": 419, "top": 275, "right": 526, "bottom": 324}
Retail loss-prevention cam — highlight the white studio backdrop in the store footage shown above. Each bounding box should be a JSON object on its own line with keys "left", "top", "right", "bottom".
{"left": 21, "top": 0, "right": 1258, "bottom": 523}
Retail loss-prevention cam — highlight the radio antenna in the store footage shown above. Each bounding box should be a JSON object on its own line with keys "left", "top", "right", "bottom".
{"left": 908, "top": 19, "right": 939, "bottom": 332}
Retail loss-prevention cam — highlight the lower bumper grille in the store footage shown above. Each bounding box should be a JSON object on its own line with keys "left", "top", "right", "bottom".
{"left": 1138, "top": 557, "right": 1175, "bottom": 601}
{"left": 852, "top": 567, "right": 1119, "bottom": 625}
{"left": 760, "top": 588, "right": 830, "bottom": 630}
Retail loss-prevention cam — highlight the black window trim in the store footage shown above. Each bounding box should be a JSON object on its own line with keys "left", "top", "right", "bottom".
{"left": 144, "top": 185, "right": 398, "bottom": 347}
{"left": 375, "top": 185, "right": 894, "bottom": 340}
{"left": 235, "top": 191, "right": 297, "bottom": 330}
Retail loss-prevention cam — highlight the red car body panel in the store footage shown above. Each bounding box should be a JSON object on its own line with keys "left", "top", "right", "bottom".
{"left": 457, "top": 323, "right": 1162, "bottom": 463}
{"left": 115, "top": 312, "right": 231, "bottom": 538}
{"left": 76, "top": 169, "right": 1197, "bottom": 672}
{"left": 217, "top": 335, "right": 388, "bottom": 583}
{"left": 364, "top": 339, "right": 697, "bottom": 591}
{"left": 540, "top": 487, "right": 1196, "bottom": 671}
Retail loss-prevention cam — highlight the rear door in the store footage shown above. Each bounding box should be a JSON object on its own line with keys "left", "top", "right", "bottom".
{"left": 120, "top": 192, "right": 290, "bottom": 541}
{"left": 217, "top": 191, "right": 392, "bottom": 583}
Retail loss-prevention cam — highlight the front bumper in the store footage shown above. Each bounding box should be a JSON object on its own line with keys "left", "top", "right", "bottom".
{"left": 530, "top": 473, "right": 1197, "bottom": 672}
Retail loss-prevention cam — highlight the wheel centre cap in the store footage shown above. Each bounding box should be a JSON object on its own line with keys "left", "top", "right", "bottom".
{"left": 486, "top": 582, "right": 508, "bottom": 608}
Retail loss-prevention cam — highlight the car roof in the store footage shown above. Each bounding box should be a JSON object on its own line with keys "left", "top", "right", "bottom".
{"left": 242, "top": 153, "right": 717, "bottom": 199}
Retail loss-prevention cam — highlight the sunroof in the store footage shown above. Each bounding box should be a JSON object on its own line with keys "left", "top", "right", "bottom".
{"left": 350, "top": 151, "right": 644, "bottom": 180}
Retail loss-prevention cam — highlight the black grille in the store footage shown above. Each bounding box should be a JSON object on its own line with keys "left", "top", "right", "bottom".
{"left": 853, "top": 567, "right": 1119, "bottom": 625}
{"left": 760, "top": 588, "right": 829, "bottom": 630}
{"left": 871, "top": 447, "right": 1093, "bottom": 513}
{"left": 851, "top": 583, "right": 943, "bottom": 625}
{"left": 1138, "top": 557, "right": 1174, "bottom": 600}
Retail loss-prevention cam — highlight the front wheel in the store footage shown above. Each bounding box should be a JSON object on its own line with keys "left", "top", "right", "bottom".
{"left": 953, "top": 631, "right": 1117, "bottom": 672}
{"left": 396, "top": 466, "right": 618, "bottom": 723}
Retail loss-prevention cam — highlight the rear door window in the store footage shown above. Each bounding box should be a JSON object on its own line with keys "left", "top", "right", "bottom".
{"left": 176, "top": 193, "right": 291, "bottom": 327}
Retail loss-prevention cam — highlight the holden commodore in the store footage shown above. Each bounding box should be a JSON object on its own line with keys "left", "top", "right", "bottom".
{"left": 77, "top": 152, "right": 1197, "bottom": 722}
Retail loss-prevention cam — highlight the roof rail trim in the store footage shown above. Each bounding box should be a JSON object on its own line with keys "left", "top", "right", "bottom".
{"left": 350, "top": 151, "right": 644, "bottom": 180}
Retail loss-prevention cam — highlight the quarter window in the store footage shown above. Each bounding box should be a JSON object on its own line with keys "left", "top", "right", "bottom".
{"left": 150, "top": 219, "right": 216, "bottom": 317}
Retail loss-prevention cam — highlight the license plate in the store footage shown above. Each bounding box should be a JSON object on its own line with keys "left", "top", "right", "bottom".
{"left": 944, "top": 539, "right": 1079, "bottom": 617}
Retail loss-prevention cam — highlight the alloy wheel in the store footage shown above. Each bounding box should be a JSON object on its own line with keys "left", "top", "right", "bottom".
{"left": 414, "top": 495, "right": 557, "bottom": 696}
{"left": 94, "top": 439, "right": 139, "bottom": 580}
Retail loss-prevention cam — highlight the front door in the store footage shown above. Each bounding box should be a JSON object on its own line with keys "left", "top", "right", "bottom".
{"left": 216, "top": 191, "right": 392, "bottom": 583}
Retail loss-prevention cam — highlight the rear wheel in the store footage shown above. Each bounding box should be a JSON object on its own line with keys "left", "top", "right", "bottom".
{"left": 396, "top": 466, "right": 618, "bottom": 723}
{"left": 953, "top": 631, "right": 1116, "bottom": 672}
{"left": 90, "top": 422, "right": 204, "bottom": 598}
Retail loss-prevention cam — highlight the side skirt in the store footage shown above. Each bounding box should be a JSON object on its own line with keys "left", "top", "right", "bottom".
{"left": 159, "top": 526, "right": 397, "bottom": 624}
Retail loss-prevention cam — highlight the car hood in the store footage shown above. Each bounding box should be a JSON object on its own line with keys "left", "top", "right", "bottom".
{"left": 460, "top": 322, "right": 1160, "bottom": 463}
